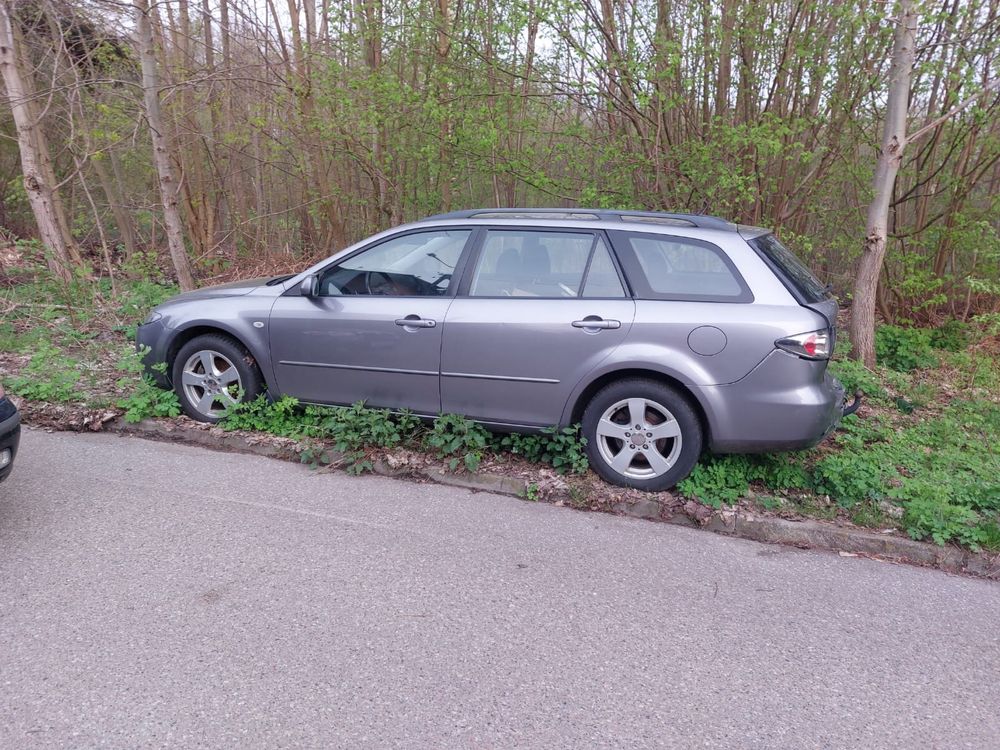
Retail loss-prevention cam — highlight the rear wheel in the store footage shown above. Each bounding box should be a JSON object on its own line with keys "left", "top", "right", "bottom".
{"left": 172, "top": 334, "right": 264, "bottom": 423}
{"left": 582, "top": 378, "right": 703, "bottom": 491}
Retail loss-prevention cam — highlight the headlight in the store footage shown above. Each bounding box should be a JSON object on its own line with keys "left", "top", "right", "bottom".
{"left": 143, "top": 311, "right": 163, "bottom": 325}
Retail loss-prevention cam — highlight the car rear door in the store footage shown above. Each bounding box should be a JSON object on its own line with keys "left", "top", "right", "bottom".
{"left": 440, "top": 228, "right": 635, "bottom": 426}
{"left": 269, "top": 228, "right": 474, "bottom": 414}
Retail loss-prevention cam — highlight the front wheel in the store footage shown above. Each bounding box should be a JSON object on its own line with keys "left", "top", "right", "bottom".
{"left": 582, "top": 379, "right": 703, "bottom": 491}
{"left": 172, "top": 334, "right": 264, "bottom": 423}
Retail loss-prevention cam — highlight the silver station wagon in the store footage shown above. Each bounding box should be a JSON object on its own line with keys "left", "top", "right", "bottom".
{"left": 137, "top": 209, "right": 859, "bottom": 490}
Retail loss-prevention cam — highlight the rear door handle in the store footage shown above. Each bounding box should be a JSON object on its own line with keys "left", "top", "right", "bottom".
{"left": 572, "top": 318, "right": 620, "bottom": 330}
{"left": 395, "top": 316, "right": 436, "bottom": 329}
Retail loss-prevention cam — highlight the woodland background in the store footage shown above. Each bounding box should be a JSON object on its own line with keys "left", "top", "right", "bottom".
{"left": 1, "top": 0, "right": 999, "bottom": 329}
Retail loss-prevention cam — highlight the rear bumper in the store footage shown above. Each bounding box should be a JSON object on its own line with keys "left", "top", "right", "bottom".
{"left": 694, "top": 350, "right": 849, "bottom": 453}
{"left": 0, "top": 400, "right": 21, "bottom": 483}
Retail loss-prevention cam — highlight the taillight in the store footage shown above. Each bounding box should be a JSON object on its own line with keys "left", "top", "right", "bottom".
{"left": 775, "top": 330, "right": 831, "bottom": 360}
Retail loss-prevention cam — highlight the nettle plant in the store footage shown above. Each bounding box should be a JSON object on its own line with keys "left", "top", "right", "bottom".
{"left": 217, "top": 396, "right": 591, "bottom": 477}
{"left": 115, "top": 346, "right": 181, "bottom": 423}
{"left": 424, "top": 413, "right": 491, "bottom": 472}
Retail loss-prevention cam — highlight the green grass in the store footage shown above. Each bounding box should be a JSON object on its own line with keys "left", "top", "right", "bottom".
{"left": 677, "top": 322, "right": 1000, "bottom": 550}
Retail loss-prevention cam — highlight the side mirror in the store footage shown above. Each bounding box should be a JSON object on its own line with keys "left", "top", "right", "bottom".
{"left": 300, "top": 275, "right": 319, "bottom": 297}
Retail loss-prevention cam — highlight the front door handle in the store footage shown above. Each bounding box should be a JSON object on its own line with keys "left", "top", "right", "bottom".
{"left": 572, "top": 317, "right": 621, "bottom": 330}
{"left": 395, "top": 316, "right": 437, "bottom": 329}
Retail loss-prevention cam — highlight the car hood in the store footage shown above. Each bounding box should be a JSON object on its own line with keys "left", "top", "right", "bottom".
{"left": 170, "top": 277, "right": 275, "bottom": 301}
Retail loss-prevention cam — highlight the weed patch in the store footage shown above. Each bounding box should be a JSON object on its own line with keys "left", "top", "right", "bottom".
{"left": 7, "top": 344, "right": 82, "bottom": 402}
{"left": 424, "top": 413, "right": 491, "bottom": 472}
{"left": 875, "top": 325, "right": 938, "bottom": 372}
{"left": 494, "top": 426, "right": 589, "bottom": 475}
{"left": 114, "top": 347, "right": 181, "bottom": 423}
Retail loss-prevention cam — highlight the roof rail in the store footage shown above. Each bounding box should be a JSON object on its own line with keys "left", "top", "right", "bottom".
{"left": 422, "top": 207, "right": 736, "bottom": 231}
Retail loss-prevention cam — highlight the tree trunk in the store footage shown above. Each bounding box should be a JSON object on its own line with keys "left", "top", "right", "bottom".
{"left": 0, "top": 0, "right": 78, "bottom": 283}
{"left": 134, "top": 0, "right": 196, "bottom": 291}
{"left": 850, "top": 0, "right": 917, "bottom": 368}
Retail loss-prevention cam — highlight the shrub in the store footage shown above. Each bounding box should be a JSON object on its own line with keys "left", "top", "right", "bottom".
{"left": 495, "top": 425, "right": 589, "bottom": 474}
{"left": 222, "top": 395, "right": 323, "bottom": 437}
{"left": 678, "top": 455, "right": 752, "bottom": 507}
{"left": 874, "top": 325, "right": 938, "bottom": 372}
{"left": 115, "top": 347, "right": 180, "bottom": 422}
{"left": 424, "top": 413, "right": 491, "bottom": 472}
{"left": 929, "top": 319, "right": 970, "bottom": 352}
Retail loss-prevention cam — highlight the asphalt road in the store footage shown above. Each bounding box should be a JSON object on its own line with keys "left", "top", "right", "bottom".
{"left": 1, "top": 428, "right": 998, "bottom": 749}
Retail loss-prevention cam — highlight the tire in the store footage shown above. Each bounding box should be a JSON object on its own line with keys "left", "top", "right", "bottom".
{"left": 582, "top": 378, "right": 703, "bottom": 491}
{"left": 172, "top": 334, "right": 264, "bottom": 423}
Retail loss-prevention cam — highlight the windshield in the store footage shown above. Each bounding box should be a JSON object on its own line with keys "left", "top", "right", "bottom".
{"left": 750, "top": 234, "right": 830, "bottom": 303}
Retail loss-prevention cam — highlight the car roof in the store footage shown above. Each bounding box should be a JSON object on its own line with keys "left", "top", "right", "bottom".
{"left": 422, "top": 207, "right": 737, "bottom": 231}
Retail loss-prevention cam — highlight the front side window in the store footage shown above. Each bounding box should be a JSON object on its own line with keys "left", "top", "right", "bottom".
{"left": 319, "top": 229, "right": 471, "bottom": 296}
{"left": 615, "top": 232, "right": 750, "bottom": 301}
{"left": 469, "top": 230, "right": 626, "bottom": 298}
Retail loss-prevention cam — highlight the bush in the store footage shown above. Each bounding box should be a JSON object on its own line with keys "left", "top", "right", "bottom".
{"left": 115, "top": 347, "right": 180, "bottom": 422}
{"left": 222, "top": 395, "right": 323, "bottom": 437}
{"left": 495, "top": 425, "right": 589, "bottom": 474}
{"left": 424, "top": 413, "right": 491, "bottom": 472}
{"left": 874, "top": 325, "right": 938, "bottom": 372}
{"left": 319, "top": 402, "right": 418, "bottom": 452}
{"left": 929, "top": 319, "right": 970, "bottom": 352}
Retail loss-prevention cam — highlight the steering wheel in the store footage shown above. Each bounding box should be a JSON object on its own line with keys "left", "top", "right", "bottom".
{"left": 363, "top": 271, "right": 396, "bottom": 295}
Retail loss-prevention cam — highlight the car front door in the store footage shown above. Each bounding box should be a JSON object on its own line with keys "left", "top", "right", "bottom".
{"left": 441, "top": 228, "right": 635, "bottom": 426}
{"left": 269, "top": 228, "right": 474, "bottom": 414}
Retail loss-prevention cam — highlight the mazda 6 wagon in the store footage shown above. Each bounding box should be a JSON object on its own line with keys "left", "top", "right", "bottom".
{"left": 137, "top": 208, "right": 858, "bottom": 490}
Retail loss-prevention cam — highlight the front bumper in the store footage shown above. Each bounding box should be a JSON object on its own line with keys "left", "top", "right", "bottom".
{"left": 0, "top": 398, "right": 21, "bottom": 483}
{"left": 135, "top": 317, "right": 172, "bottom": 388}
{"left": 694, "top": 350, "right": 854, "bottom": 453}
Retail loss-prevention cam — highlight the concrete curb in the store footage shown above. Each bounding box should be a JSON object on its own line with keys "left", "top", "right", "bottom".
{"left": 53, "top": 416, "right": 1000, "bottom": 580}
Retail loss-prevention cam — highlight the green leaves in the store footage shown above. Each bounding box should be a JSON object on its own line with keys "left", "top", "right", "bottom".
{"left": 424, "top": 413, "right": 491, "bottom": 472}
{"left": 218, "top": 398, "right": 587, "bottom": 478}
{"left": 678, "top": 453, "right": 812, "bottom": 509}
{"left": 874, "top": 325, "right": 938, "bottom": 372}
{"left": 495, "top": 426, "right": 589, "bottom": 475}
{"left": 114, "top": 345, "right": 180, "bottom": 422}
{"left": 7, "top": 344, "right": 81, "bottom": 403}
{"left": 221, "top": 395, "right": 319, "bottom": 437}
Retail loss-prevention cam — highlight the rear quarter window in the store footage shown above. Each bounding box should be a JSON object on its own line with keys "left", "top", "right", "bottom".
{"left": 610, "top": 231, "right": 753, "bottom": 303}
{"left": 749, "top": 234, "right": 830, "bottom": 304}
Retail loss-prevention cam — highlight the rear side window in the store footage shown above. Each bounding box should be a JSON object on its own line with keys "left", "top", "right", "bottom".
{"left": 469, "top": 230, "right": 626, "bottom": 298}
{"left": 611, "top": 231, "right": 751, "bottom": 302}
{"left": 750, "top": 234, "right": 830, "bottom": 303}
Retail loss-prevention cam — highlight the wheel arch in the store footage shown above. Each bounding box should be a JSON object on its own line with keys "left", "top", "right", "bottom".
{"left": 566, "top": 368, "right": 711, "bottom": 445}
{"left": 165, "top": 324, "right": 267, "bottom": 386}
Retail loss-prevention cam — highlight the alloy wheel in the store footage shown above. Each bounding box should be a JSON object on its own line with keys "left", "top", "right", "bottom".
{"left": 180, "top": 349, "right": 242, "bottom": 419}
{"left": 594, "top": 397, "right": 683, "bottom": 480}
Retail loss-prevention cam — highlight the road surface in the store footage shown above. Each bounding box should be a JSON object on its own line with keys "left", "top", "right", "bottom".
{"left": 2, "top": 428, "right": 998, "bottom": 748}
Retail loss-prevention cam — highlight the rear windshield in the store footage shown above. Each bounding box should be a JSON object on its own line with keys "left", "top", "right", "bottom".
{"left": 750, "top": 234, "right": 829, "bottom": 303}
